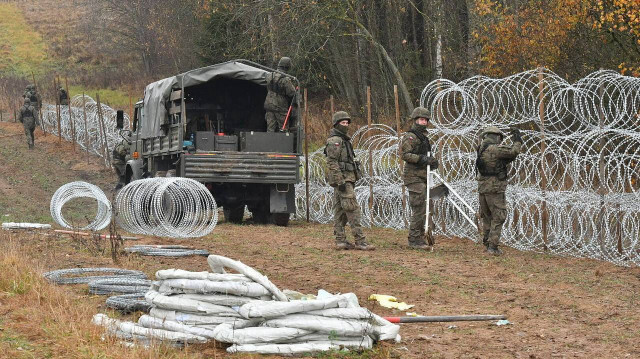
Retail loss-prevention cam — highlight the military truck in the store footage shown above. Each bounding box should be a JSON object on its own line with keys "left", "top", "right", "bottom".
{"left": 124, "top": 60, "right": 301, "bottom": 226}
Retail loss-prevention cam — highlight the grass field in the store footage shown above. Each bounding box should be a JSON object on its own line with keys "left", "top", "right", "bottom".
{"left": 0, "top": 3, "right": 50, "bottom": 77}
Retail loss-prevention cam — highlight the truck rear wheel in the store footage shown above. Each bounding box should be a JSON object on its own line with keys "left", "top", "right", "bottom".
{"left": 224, "top": 205, "right": 245, "bottom": 224}
{"left": 272, "top": 213, "right": 290, "bottom": 227}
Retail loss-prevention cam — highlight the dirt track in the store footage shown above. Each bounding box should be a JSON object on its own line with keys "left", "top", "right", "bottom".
{"left": 1, "top": 121, "right": 640, "bottom": 358}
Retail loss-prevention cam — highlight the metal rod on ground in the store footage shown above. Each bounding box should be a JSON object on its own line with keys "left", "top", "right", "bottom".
{"left": 394, "top": 85, "right": 408, "bottom": 228}
{"left": 82, "top": 93, "right": 90, "bottom": 164}
{"left": 383, "top": 315, "right": 507, "bottom": 324}
{"left": 367, "top": 86, "right": 374, "bottom": 225}
{"left": 65, "top": 77, "right": 75, "bottom": 152}
{"left": 304, "top": 88, "right": 310, "bottom": 223}
{"left": 52, "top": 229, "right": 139, "bottom": 240}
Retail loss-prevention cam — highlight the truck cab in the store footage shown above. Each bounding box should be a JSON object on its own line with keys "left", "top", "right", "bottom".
{"left": 126, "top": 60, "right": 301, "bottom": 226}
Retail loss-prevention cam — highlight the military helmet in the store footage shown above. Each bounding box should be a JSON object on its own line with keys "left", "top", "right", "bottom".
{"left": 277, "top": 57, "right": 291, "bottom": 70}
{"left": 482, "top": 126, "right": 503, "bottom": 138}
{"left": 410, "top": 107, "right": 430, "bottom": 121}
{"left": 332, "top": 111, "right": 351, "bottom": 126}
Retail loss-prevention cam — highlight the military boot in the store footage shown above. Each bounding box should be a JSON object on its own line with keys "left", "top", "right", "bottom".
{"left": 409, "top": 236, "right": 432, "bottom": 251}
{"left": 335, "top": 239, "right": 354, "bottom": 250}
{"left": 482, "top": 239, "right": 490, "bottom": 251}
{"left": 354, "top": 239, "right": 375, "bottom": 251}
{"left": 487, "top": 244, "right": 502, "bottom": 256}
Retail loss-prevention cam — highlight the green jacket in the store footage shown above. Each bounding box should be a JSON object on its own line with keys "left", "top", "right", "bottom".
{"left": 476, "top": 138, "right": 521, "bottom": 194}
{"left": 325, "top": 128, "right": 359, "bottom": 186}
{"left": 18, "top": 104, "right": 38, "bottom": 127}
{"left": 401, "top": 125, "right": 433, "bottom": 186}
{"left": 264, "top": 72, "right": 296, "bottom": 113}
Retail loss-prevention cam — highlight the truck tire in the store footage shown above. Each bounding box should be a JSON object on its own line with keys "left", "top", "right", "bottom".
{"left": 224, "top": 205, "right": 244, "bottom": 224}
{"left": 251, "top": 208, "right": 270, "bottom": 225}
{"left": 272, "top": 213, "right": 290, "bottom": 227}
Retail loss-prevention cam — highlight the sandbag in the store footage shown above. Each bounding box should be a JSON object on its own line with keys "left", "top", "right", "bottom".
{"left": 157, "top": 279, "right": 271, "bottom": 297}
{"left": 155, "top": 269, "right": 249, "bottom": 282}
{"left": 145, "top": 290, "right": 242, "bottom": 316}
{"left": 212, "top": 323, "right": 311, "bottom": 344}
{"left": 238, "top": 295, "right": 350, "bottom": 319}
{"left": 208, "top": 255, "right": 288, "bottom": 301}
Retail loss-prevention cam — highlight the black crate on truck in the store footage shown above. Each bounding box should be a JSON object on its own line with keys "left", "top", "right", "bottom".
{"left": 125, "top": 60, "right": 302, "bottom": 226}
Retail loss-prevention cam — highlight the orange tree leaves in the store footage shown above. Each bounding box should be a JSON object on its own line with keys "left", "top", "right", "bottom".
{"left": 591, "top": 0, "right": 640, "bottom": 76}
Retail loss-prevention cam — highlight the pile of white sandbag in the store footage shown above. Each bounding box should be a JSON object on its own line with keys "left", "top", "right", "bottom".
{"left": 92, "top": 254, "right": 400, "bottom": 354}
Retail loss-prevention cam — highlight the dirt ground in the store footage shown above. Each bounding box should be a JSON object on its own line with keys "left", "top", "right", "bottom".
{"left": 1, "top": 120, "right": 640, "bottom": 358}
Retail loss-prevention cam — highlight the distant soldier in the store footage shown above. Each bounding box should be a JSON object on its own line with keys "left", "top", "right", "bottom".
{"left": 476, "top": 126, "right": 522, "bottom": 255}
{"left": 57, "top": 85, "right": 69, "bottom": 106}
{"left": 17, "top": 98, "right": 38, "bottom": 149}
{"left": 400, "top": 107, "right": 439, "bottom": 250}
{"left": 325, "top": 111, "right": 374, "bottom": 251}
{"left": 264, "top": 57, "right": 297, "bottom": 132}
{"left": 112, "top": 133, "right": 131, "bottom": 190}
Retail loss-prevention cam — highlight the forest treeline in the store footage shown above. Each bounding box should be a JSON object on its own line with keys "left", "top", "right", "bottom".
{"left": 7, "top": 0, "right": 640, "bottom": 118}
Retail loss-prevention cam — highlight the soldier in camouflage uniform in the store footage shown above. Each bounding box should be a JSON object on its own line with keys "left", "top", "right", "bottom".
{"left": 401, "top": 107, "right": 439, "bottom": 250}
{"left": 264, "top": 57, "right": 298, "bottom": 132}
{"left": 17, "top": 98, "right": 38, "bottom": 149}
{"left": 57, "top": 85, "right": 69, "bottom": 106}
{"left": 112, "top": 133, "right": 131, "bottom": 190}
{"left": 325, "top": 111, "right": 375, "bottom": 251}
{"left": 476, "top": 126, "right": 522, "bottom": 255}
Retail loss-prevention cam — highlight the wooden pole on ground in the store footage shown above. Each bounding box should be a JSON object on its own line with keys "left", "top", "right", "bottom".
{"left": 395, "top": 85, "right": 408, "bottom": 228}
{"left": 367, "top": 86, "right": 374, "bottom": 225}
{"left": 537, "top": 68, "right": 548, "bottom": 251}
{"left": 65, "top": 77, "right": 75, "bottom": 152}
{"left": 54, "top": 77, "right": 61, "bottom": 144}
{"left": 304, "top": 88, "right": 310, "bottom": 223}
{"left": 330, "top": 95, "right": 334, "bottom": 115}
{"left": 82, "top": 93, "right": 90, "bottom": 164}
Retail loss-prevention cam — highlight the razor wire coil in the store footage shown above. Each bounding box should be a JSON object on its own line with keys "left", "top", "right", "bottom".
{"left": 49, "top": 181, "right": 112, "bottom": 230}
{"left": 88, "top": 278, "right": 152, "bottom": 295}
{"left": 43, "top": 267, "right": 148, "bottom": 285}
{"left": 124, "top": 245, "right": 210, "bottom": 257}
{"left": 115, "top": 177, "right": 218, "bottom": 238}
{"left": 106, "top": 293, "right": 152, "bottom": 313}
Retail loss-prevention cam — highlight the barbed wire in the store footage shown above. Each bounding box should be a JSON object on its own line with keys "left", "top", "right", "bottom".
{"left": 297, "top": 69, "right": 640, "bottom": 267}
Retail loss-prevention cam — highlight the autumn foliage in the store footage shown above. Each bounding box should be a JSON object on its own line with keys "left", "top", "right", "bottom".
{"left": 591, "top": 0, "right": 640, "bottom": 76}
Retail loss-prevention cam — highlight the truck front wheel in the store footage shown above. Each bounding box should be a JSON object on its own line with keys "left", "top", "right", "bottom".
{"left": 272, "top": 213, "right": 290, "bottom": 227}
{"left": 224, "top": 205, "right": 245, "bottom": 224}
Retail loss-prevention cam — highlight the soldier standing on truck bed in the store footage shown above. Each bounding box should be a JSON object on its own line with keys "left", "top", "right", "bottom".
{"left": 324, "top": 111, "right": 375, "bottom": 251}
{"left": 17, "top": 98, "right": 38, "bottom": 149}
{"left": 476, "top": 126, "right": 522, "bottom": 256}
{"left": 264, "top": 57, "right": 297, "bottom": 132}
{"left": 401, "top": 107, "right": 439, "bottom": 251}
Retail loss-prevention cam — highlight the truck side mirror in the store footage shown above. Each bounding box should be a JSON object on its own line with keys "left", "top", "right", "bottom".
{"left": 116, "top": 110, "right": 124, "bottom": 129}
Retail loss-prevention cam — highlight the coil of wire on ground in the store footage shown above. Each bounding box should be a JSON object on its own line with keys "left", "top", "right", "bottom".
{"left": 106, "top": 293, "right": 152, "bottom": 313}
{"left": 88, "top": 278, "right": 151, "bottom": 295}
{"left": 43, "top": 268, "right": 147, "bottom": 285}
{"left": 124, "top": 245, "right": 209, "bottom": 257}
{"left": 115, "top": 178, "right": 218, "bottom": 238}
{"left": 50, "top": 181, "right": 112, "bottom": 230}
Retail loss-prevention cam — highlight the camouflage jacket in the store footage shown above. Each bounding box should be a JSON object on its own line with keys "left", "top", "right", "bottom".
{"left": 325, "top": 128, "right": 359, "bottom": 186}
{"left": 264, "top": 72, "right": 296, "bottom": 113}
{"left": 112, "top": 141, "right": 130, "bottom": 165}
{"left": 401, "top": 126, "right": 433, "bottom": 185}
{"left": 18, "top": 104, "right": 38, "bottom": 125}
{"left": 476, "top": 138, "right": 521, "bottom": 194}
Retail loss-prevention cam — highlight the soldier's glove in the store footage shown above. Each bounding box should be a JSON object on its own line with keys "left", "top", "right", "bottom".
{"left": 510, "top": 128, "right": 523, "bottom": 143}
{"left": 338, "top": 183, "right": 347, "bottom": 192}
{"left": 428, "top": 157, "right": 439, "bottom": 170}
{"left": 417, "top": 155, "right": 430, "bottom": 167}
{"left": 418, "top": 155, "right": 439, "bottom": 170}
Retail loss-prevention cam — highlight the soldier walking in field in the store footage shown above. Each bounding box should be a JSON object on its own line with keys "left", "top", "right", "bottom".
{"left": 17, "top": 98, "right": 38, "bottom": 149}
{"left": 476, "top": 126, "right": 522, "bottom": 255}
{"left": 57, "top": 85, "right": 69, "bottom": 106}
{"left": 325, "top": 111, "right": 375, "bottom": 251}
{"left": 400, "top": 107, "right": 439, "bottom": 250}
{"left": 264, "top": 57, "right": 297, "bottom": 132}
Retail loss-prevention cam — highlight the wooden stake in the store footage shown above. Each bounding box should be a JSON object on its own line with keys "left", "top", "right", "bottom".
{"left": 96, "top": 94, "right": 111, "bottom": 167}
{"left": 395, "top": 85, "right": 408, "bottom": 228}
{"left": 31, "top": 71, "right": 45, "bottom": 136}
{"left": 129, "top": 92, "right": 133, "bottom": 129}
{"left": 537, "top": 68, "right": 548, "bottom": 251}
{"left": 597, "top": 71, "right": 607, "bottom": 251}
{"left": 54, "top": 77, "right": 61, "bottom": 143}
{"left": 82, "top": 93, "right": 90, "bottom": 164}
{"left": 304, "top": 88, "right": 310, "bottom": 223}
{"left": 367, "top": 86, "right": 374, "bottom": 225}
{"left": 65, "top": 77, "right": 75, "bottom": 152}
{"left": 330, "top": 95, "right": 334, "bottom": 115}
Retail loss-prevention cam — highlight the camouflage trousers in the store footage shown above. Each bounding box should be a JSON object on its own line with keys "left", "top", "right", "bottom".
{"left": 22, "top": 118, "right": 35, "bottom": 149}
{"left": 333, "top": 182, "right": 366, "bottom": 244}
{"left": 265, "top": 111, "right": 288, "bottom": 132}
{"left": 112, "top": 162, "right": 126, "bottom": 184}
{"left": 478, "top": 191, "right": 507, "bottom": 247}
{"left": 407, "top": 182, "right": 434, "bottom": 245}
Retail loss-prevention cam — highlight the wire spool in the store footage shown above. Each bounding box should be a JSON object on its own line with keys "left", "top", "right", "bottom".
{"left": 50, "top": 181, "right": 111, "bottom": 230}
{"left": 88, "top": 278, "right": 151, "bottom": 295}
{"left": 43, "top": 267, "right": 147, "bottom": 285}
{"left": 124, "top": 245, "right": 209, "bottom": 257}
